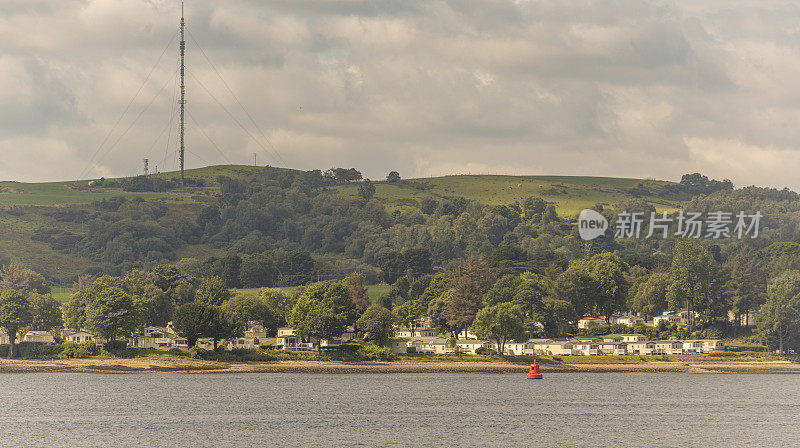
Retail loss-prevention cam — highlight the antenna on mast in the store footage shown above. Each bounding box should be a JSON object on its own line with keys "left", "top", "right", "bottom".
{"left": 179, "top": 1, "right": 186, "bottom": 185}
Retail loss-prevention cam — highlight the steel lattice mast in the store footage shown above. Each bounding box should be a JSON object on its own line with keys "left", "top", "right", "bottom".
{"left": 179, "top": 2, "right": 186, "bottom": 185}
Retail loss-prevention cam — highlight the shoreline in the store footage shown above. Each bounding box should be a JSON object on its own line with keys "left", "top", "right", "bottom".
{"left": 2, "top": 358, "right": 800, "bottom": 374}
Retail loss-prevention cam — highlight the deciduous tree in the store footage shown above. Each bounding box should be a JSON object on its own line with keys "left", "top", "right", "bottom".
{"left": 345, "top": 273, "right": 371, "bottom": 312}
{"left": 446, "top": 256, "right": 496, "bottom": 339}
{"left": 668, "top": 239, "right": 719, "bottom": 325}
{"left": 84, "top": 285, "right": 138, "bottom": 345}
{"left": 0, "top": 264, "right": 50, "bottom": 295}
{"left": 196, "top": 276, "right": 232, "bottom": 306}
{"left": 358, "top": 179, "right": 376, "bottom": 200}
{"left": 258, "top": 288, "right": 295, "bottom": 329}
{"left": 0, "top": 290, "right": 31, "bottom": 358}
{"left": 393, "top": 299, "right": 425, "bottom": 337}
{"left": 288, "top": 281, "right": 356, "bottom": 351}
{"left": 632, "top": 272, "right": 670, "bottom": 319}
{"left": 755, "top": 270, "right": 800, "bottom": 355}
{"left": 173, "top": 301, "right": 215, "bottom": 348}
{"left": 222, "top": 293, "right": 275, "bottom": 333}
{"left": 29, "top": 293, "right": 63, "bottom": 333}
{"left": 471, "top": 302, "right": 526, "bottom": 354}
{"left": 357, "top": 305, "right": 395, "bottom": 346}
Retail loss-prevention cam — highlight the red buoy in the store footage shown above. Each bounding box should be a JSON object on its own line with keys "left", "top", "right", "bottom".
{"left": 526, "top": 360, "right": 543, "bottom": 379}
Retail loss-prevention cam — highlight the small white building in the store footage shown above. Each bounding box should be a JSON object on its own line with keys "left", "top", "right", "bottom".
{"left": 701, "top": 340, "right": 725, "bottom": 353}
{"left": 598, "top": 341, "right": 627, "bottom": 355}
{"left": 501, "top": 341, "right": 527, "bottom": 356}
{"left": 129, "top": 326, "right": 175, "bottom": 349}
{"left": 578, "top": 317, "right": 606, "bottom": 329}
{"left": 23, "top": 331, "right": 55, "bottom": 344}
{"left": 275, "top": 328, "right": 314, "bottom": 351}
{"left": 653, "top": 340, "right": 683, "bottom": 355}
{"left": 682, "top": 340, "right": 703, "bottom": 354}
{"left": 228, "top": 325, "right": 269, "bottom": 350}
{"left": 456, "top": 339, "right": 486, "bottom": 354}
{"left": 406, "top": 337, "right": 452, "bottom": 354}
{"left": 611, "top": 315, "right": 644, "bottom": 326}
{"left": 653, "top": 311, "right": 692, "bottom": 326}
{"left": 388, "top": 339, "right": 411, "bottom": 354}
{"left": 63, "top": 330, "right": 100, "bottom": 345}
{"left": 602, "top": 334, "right": 646, "bottom": 343}
{"left": 572, "top": 341, "right": 601, "bottom": 356}
{"left": 320, "top": 327, "right": 358, "bottom": 348}
{"left": 525, "top": 339, "right": 574, "bottom": 356}
{"left": 129, "top": 326, "right": 187, "bottom": 349}
{"left": 627, "top": 341, "right": 655, "bottom": 355}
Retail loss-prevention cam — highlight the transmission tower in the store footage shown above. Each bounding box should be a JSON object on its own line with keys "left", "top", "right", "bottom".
{"left": 179, "top": 2, "right": 186, "bottom": 185}
{"left": 143, "top": 158, "right": 149, "bottom": 176}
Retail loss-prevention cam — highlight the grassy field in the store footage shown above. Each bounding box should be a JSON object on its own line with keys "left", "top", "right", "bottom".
{"left": 0, "top": 181, "right": 197, "bottom": 207}
{"left": 332, "top": 174, "right": 686, "bottom": 216}
{"left": 1, "top": 165, "right": 686, "bottom": 215}
{"left": 51, "top": 287, "right": 71, "bottom": 303}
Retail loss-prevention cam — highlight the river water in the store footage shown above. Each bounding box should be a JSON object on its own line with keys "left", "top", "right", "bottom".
{"left": 1, "top": 372, "right": 798, "bottom": 447}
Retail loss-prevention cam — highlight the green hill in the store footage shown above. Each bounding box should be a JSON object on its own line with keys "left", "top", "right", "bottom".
{"left": 0, "top": 165, "right": 686, "bottom": 214}
{"left": 0, "top": 165, "right": 692, "bottom": 285}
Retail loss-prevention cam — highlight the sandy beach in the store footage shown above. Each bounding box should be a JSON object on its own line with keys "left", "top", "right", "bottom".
{"left": 1, "top": 358, "right": 799, "bottom": 374}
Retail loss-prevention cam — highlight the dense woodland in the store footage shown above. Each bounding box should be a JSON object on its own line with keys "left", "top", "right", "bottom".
{"left": 4, "top": 169, "right": 800, "bottom": 355}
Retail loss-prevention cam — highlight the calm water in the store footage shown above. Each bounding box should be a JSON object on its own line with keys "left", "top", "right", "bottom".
{"left": 1, "top": 373, "right": 798, "bottom": 447}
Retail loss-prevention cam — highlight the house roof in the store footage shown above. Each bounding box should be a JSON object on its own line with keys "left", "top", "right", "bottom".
{"left": 25, "top": 330, "right": 52, "bottom": 336}
{"left": 64, "top": 331, "right": 96, "bottom": 337}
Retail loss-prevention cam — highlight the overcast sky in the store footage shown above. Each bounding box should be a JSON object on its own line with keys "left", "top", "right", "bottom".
{"left": 2, "top": 0, "right": 800, "bottom": 188}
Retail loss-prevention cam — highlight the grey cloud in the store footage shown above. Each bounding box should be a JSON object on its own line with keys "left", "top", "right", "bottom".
{"left": 1, "top": 0, "right": 800, "bottom": 189}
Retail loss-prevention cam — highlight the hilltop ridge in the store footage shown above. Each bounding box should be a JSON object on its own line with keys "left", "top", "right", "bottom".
{"left": 0, "top": 164, "right": 687, "bottom": 215}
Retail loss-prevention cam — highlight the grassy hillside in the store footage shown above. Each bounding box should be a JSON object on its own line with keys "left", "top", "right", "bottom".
{"left": 0, "top": 181, "right": 190, "bottom": 207}
{"left": 333, "top": 174, "right": 686, "bottom": 216}
{"left": 1, "top": 165, "right": 685, "bottom": 214}
{"left": 0, "top": 165, "right": 689, "bottom": 285}
{"left": 0, "top": 165, "right": 266, "bottom": 207}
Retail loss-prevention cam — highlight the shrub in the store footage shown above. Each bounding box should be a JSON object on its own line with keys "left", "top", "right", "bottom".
{"left": 104, "top": 340, "right": 129, "bottom": 351}
{"left": 406, "top": 346, "right": 417, "bottom": 354}
{"left": 321, "top": 342, "right": 363, "bottom": 361}
{"left": 0, "top": 343, "right": 64, "bottom": 359}
{"left": 59, "top": 342, "right": 101, "bottom": 359}
{"left": 359, "top": 343, "right": 394, "bottom": 361}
